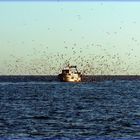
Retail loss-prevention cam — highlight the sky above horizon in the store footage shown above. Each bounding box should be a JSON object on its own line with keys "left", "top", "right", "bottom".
{"left": 0, "top": 1, "right": 140, "bottom": 75}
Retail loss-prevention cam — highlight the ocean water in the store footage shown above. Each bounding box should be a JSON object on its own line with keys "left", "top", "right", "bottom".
{"left": 0, "top": 79, "right": 140, "bottom": 140}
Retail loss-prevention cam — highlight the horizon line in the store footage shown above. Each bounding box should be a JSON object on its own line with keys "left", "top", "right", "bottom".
{"left": 0, "top": 0, "right": 140, "bottom": 2}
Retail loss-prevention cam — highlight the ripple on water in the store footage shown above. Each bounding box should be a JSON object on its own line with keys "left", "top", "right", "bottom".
{"left": 0, "top": 80, "right": 140, "bottom": 138}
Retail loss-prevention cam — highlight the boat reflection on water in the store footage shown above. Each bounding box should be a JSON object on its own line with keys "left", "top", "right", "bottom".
{"left": 58, "top": 65, "right": 82, "bottom": 82}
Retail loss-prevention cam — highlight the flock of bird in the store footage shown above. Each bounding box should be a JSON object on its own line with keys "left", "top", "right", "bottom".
{"left": 1, "top": 3, "right": 139, "bottom": 75}
{"left": 4, "top": 39, "right": 139, "bottom": 75}
{"left": 0, "top": 1, "right": 139, "bottom": 76}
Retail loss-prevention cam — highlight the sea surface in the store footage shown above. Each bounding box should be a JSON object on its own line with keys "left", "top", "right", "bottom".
{"left": 0, "top": 78, "right": 140, "bottom": 140}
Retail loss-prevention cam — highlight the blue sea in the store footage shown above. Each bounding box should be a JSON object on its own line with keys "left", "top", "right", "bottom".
{"left": 0, "top": 78, "right": 140, "bottom": 140}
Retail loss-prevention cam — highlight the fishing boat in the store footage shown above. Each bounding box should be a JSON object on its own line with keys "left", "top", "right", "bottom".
{"left": 58, "top": 65, "right": 82, "bottom": 82}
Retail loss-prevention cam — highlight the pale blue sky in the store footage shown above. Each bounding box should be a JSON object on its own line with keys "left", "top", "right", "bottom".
{"left": 0, "top": 1, "right": 140, "bottom": 75}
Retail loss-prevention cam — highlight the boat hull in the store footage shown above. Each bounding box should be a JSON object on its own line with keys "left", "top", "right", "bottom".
{"left": 58, "top": 74, "right": 81, "bottom": 82}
